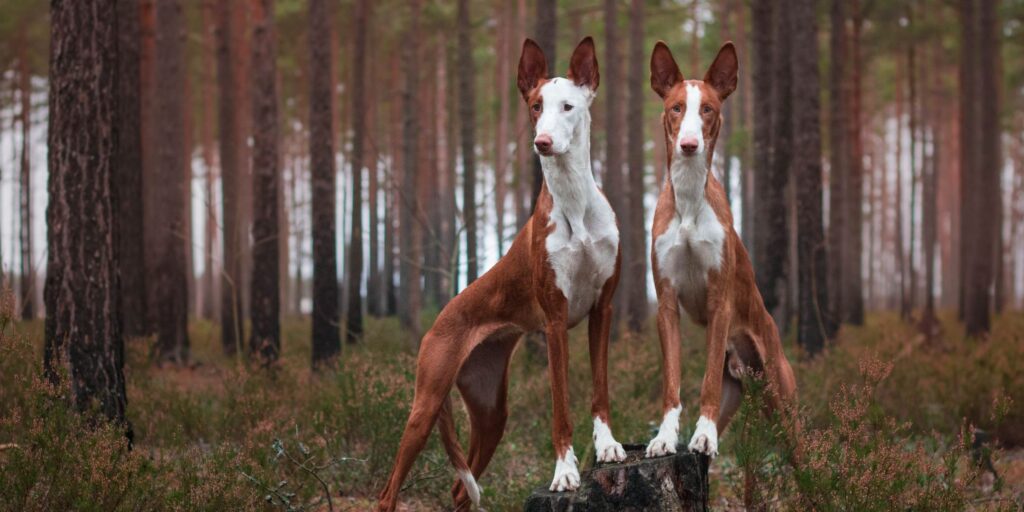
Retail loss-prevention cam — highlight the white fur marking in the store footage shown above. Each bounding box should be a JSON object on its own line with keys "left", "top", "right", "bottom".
{"left": 678, "top": 84, "right": 705, "bottom": 155}
{"left": 457, "top": 469, "right": 482, "bottom": 509}
{"left": 592, "top": 417, "right": 626, "bottom": 463}
{"left": 537, "top": 76, "right": 618, "bottom": 326}
{"left": 549, "top": 446, "right": 581, "bottom": 492}
{"left": 646, "top": 405, "right": 682, "bottom": 457}
{"left": 688, "top": 415, "right": 719, "bottom": 458}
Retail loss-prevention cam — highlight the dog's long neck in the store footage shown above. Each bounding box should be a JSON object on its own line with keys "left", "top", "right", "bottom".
{"left": 542, "top": 110, "right": 598, "bottom": 236}
{"left": 668, "top": 150, "right": 713, "bottom": 222}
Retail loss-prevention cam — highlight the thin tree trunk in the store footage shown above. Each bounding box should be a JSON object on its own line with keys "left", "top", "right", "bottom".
{"left": 827, "top": 0, "right": 846, "bottom": 329}
{"left": 907, "top": 20, "right": 919, "bottom": 317}
{"left": 150, "top": 0, "right": 190, "bottom": 364}
{"left": 201, "top": 1, "right": 219, "bottom": 321}
{"left": 45, "top": 0, "right": 129, "bottom": 434}
{"left": 531, "top": 0, "right": 556, "bottom": 213}
{"left": 751, "top": 0, "right": 776, "bottom": 314}
{"left": 435, "top": 35, "right": 456, "bottom": 305}
{"left": 309, "top": 0, "right": 340, "bottom": 364}
{"left": 843, "top": 1, "right": 866, "bottom": 325}
{"left": 625, "top": 0, "right": 647, "bottom": 332}
{"left": 603, "top": 0, "right": 625, "bottom": 335}
{"left": 896, "top": 63, "right": 908, "bottom": 317}
{"left": 367, "top": 31, "right": 382, "bottom": 317}
{"left": 515, "top": 0, "right": 530, "bottom": 228}
{"left": 958, "top": 0, "right": 978, "bottom": 321}
{"left": 385, "top": 54, "right": 400, "bottom": 317}
{"left": 458, "top": 0, "right": 479, "bottom": 286}
{"left": 399, "top": 0, "right": 424, "bottom": 342}
{"left": 494, "top": 1, "right": 511, "bottom": 257}
{"left": 249, "top": 0, "right": 280, "bottom": 363}
{"left": 346, "top": 0, "right": 370, "bottom": 343}
{"left": 17, "top": 37, "right": 34, "bottom": 320}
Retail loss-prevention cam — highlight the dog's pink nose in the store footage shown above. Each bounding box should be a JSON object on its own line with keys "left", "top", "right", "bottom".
{"left": 679, "top": 137, "right": 699, "bottom": 155}
{"left": 534, "top": 134, "right": 553, "bottom": 154}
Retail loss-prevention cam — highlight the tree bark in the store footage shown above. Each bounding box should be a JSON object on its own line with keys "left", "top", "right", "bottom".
{"left": 826, "top": 0, "right": 846, "bottom": 329}
{"left": 346, "top": 0, "right": 370, "bottom": 343}
{"left": 249, "top": 0, "right": 280, "bottom": 363}
{"left": 200, "top": 1, "right": 219, "bottom": 321}
{"left": 603, "top": 0, "right": 625, "bottom": 335}
{"left": 625, "top": 0, "right": 647, "bottom": 333}
{"left": 367, "top": 30, "right": 382, "bottom": 317}
{"left": 843, "top": 0, "right": 866, "bottom": 325}
{"left": 149, "top": 0, "right": 190, "bottom": 364}
{"left": 399, "top": 0, "right": 424, "bottom": 342}
{"left": 458, "top": 0, "right": 479, "bottom": 286}
{"left": 44, "top": 0, "right": 129, "bottom": 434}
{"left": 436, "top": 36, "right": 456, "bottom": 305}
{"left": 309, "top": 0, "right": 340, "bottom": 364}
{"left": 494, "top": 1, "right": 511, "bottom": 257}
{"left": 790, "top": 0, "right": 830, "bottom": 354}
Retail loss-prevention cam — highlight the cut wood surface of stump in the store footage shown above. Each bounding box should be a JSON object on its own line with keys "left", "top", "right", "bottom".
{"left": 524, "top": 444, "right": 710, "bottom": 512}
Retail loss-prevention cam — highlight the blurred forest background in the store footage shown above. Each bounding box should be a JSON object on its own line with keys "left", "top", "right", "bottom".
{"left": 1, "top": 0, "right": 1023, "bottom": 510}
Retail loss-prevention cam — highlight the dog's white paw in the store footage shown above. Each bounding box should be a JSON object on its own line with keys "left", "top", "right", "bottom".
{"left": 646, "top": 406, "right": 681, "bottom": 458}
{"left": 593, "top": 417, "right": 626, "bottom": 463}
{"left": 687, "top": 415, "right": 719, "bottom": 458}
{"left": 548, "top": 448, "right": 581, "bottom": 492}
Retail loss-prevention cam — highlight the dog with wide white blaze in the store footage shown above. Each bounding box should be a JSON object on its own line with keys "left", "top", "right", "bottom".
{"left": 377, "top": 37, "right": 626, "bottom": 512}
{"left": 643, "top": 41, "right": 799, "bottom": 461}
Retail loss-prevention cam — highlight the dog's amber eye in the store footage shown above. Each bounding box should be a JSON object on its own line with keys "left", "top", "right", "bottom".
{"left": 701, "top": 104, "right": 713, "bottom": 114}
{"left": 563, "top": 104, "right": 574, "bottom": 112}
{"left": 532, "top": 103, "right": 542, "bottom": 112}
{"left": 672, "top": 104, "right": 682, "bottom": 113}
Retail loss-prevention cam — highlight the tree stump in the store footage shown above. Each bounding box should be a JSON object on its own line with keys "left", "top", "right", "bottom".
{"left": 523, "top": 444, "right": 709, "bottom": 512}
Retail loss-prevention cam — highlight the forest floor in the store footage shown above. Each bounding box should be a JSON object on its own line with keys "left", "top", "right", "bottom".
{"left": 1, "top": 304, "right": 1023, "bottom": 511}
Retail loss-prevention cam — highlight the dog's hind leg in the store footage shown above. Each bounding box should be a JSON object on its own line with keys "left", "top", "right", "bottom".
{"left": 450, "top": 332, "right": 520, "bottom": 510}
{"left": 378, "top": 331, "right": 466, "bottom": 512}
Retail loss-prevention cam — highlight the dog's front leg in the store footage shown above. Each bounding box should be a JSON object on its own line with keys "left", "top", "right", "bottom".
{"left": 545, "top": 306, "right": 579, "bottom": 491}
{"left": 587, "top": 276, "right": 625, "bottom": 464}
{"left": 647, "top": 279, "right": 683, "bottom": 457}
{"left": 690, "top": 302, "right": 733, "bottom": 458}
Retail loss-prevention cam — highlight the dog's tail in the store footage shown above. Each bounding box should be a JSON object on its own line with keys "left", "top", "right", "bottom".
{"left": 438, "top": 394, "right": 481, "bottom": 509}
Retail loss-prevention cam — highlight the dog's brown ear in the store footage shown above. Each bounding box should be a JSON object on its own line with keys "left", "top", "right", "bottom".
{"left": 650, "top": 41, "right": 683, "bottom": 99}
{"left": 704, "top": 41, "right": 738, "bottom": 101}
{"left": 567, "top": 36, "right": 599, "bottom": 91}
{"left": 518, "top": 39, "right": 548, "bottom": 101}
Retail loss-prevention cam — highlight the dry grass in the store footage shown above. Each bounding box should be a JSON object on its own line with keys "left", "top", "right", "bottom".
{"left": 1, "top": 299, "right": 1022, "bottom": 510}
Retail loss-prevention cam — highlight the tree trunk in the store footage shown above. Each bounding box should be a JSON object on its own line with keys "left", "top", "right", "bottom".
{"left": 458, "top": 0, "right": 479, "bottom": 286}
{"left": 201, "top": 1, "right": 219, "bottom": 321}
{"left": 116, "top": 0, "right": 148, "bottom": 337}
{"left": 826, "top": 0, "right": 846, "bottom": 330}
{"left": 752, "top": 0, "right": 788, "bottom": 322}
{"left": 249, "top": 0, "right": 280, "bottom": 363}
{"left": 515, "top": 0, "right": 530, "bottom": 229}
{"left": 531, "top": 0, "right": 556, "bottom": 213}
{"left": 399, "top": 0, "right": 424, "bottom": 342}
{"left": 148, "top": 0, "right": 190, "bottom": 364}
{"left": 896, "top": 61, "right": 908, "bottom": 316}
{"left": 436, "top": 36, "right": 456, "bottom": 305}
{"left": 367, "top": 31, "right": 382, "bottom": 318}
{"left": 603, "top": 0, "right": 625, "bottom": 336}
{"left": 906, "top": 21, "right": 919, "bottom": 318}
{"left": 385, "top": 54, "right": 400, "bottom": 317}
{"left": 843, "top": 1, "right": 865, "bottom": 325}
{"left": 790, "top": 0, "right": 830, "bottom": 354}
{"left": 346, "top": 0, "right": 370, "bottom": 343}
{"left": 309, "top": 0, "right": 340, "bottom": 364}
{"left": 44, "top": 0, "right": 129, "bottom": 434}
{"left": 494, "top": 1, "right": 511, "bottom": 257}
{"left": 625, "top": 0, "right": 647, "bottom": 333}
{"left": 216, "top": 0, "right": 245, "bottom": 355}
{"left": 17, "top": 37, "right": 35, "bottom": 320}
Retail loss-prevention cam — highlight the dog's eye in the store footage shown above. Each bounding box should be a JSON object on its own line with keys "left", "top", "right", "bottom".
{"left": 563, "top": 104, "right": 574, "bottom": 112}
{"left": 532, "top": 103, "right": 542, "bottom": 112}
{"left": 672, "top": 104, "right": 682, "bottom": 113}
{"left": 701, "top": 104, "right": 713, "bottom": 114}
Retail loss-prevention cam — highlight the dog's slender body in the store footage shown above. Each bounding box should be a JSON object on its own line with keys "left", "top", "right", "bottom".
{"left": 378, "top": 38, "right": 625, "bottom": 512}
{"left": 644, "top": 42, "right": 798, "bottom": 459}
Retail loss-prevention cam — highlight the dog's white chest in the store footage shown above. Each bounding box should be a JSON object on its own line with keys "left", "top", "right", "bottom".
{"left": 654, "top": 201, "right": 725, "bottom": 309}
{"left": 545, "top": 190, "right": 619, "bottom": 326}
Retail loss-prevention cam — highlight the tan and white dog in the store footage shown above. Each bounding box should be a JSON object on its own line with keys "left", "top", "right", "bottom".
{"left": 643, "top": 41, "right": 798, "bottom": 460}
{"left": 378, "top": 37, "right": 626, "bottom": 512}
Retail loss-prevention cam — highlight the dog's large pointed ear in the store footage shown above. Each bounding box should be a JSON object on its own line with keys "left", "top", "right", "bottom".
{"left": 704, "top": 41, "right": 738, "bottom": 100}
{"left": 650, "top": 41, "right": 683, "bottom": 99}
{"left": 518, "top": 39, "right": 548, "bottom": 101}
{"left": 567, "top": 36, "right": 599, "bottom": 91}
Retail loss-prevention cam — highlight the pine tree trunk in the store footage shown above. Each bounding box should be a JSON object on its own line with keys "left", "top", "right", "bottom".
{"left": 216, "top": 0, "right": 244, "bottom": 355}
{"left": 843, "top": 1, "right": 866, "bottom": 325}
{"left": 249, "top": 0, "right": 280, "bottom": 362}
{"left": 44, "top": 0, "right": 129, "bottom": 434}
{"left": 17, "top": 38, "right": 34, "bottom": 320}
{"left": 602, "top": 0, "right": 625, "bottom": 336}
{"left": 457, "top": 0, "right": 479, "bottom": 286}
{"left": 150, "top": 0, "right": 190, "bottom": 364}
{"left": 515, "top": 0, "right": 530, "bottom": 229}
{"left": 309, "top": 0, "right": 340, "bottom": 364}
{"left": 896, "top": 62, "right": 908, "bottom": 316}
{"left": 494, "top": 2, "right": 511, "bottom": 257}
{"left": 201, "top": 1, "right": 219, "bottom": 321}
{"left": 399, "top": 0, "right": 424, "bottom": 342}
{"left": 367, "top": 33, "right": 382, "bottom": 318}
{"left": 435, "top": 37, "right": 456, "bottom": 305}
{"left": 346, "top": 0, "right": 369, "bottom": 343}
{"left": 791, "top": 0, "right": 830, "bottom": 353}
{"left": 625, "top": 0, "right": 647, "bottom": 332}
{"left": 906, "top": 23, "right": 919, "bottom": 318}
{"left": 826, "top": 0, "right": 846, "bottom": 332}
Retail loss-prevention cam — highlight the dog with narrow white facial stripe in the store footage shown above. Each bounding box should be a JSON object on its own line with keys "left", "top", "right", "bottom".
{"left": 644, "top": 41, "right": 799, "bottom": 461}
{"left": 378, "top": 37, "right": 626, "bottom": 512}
